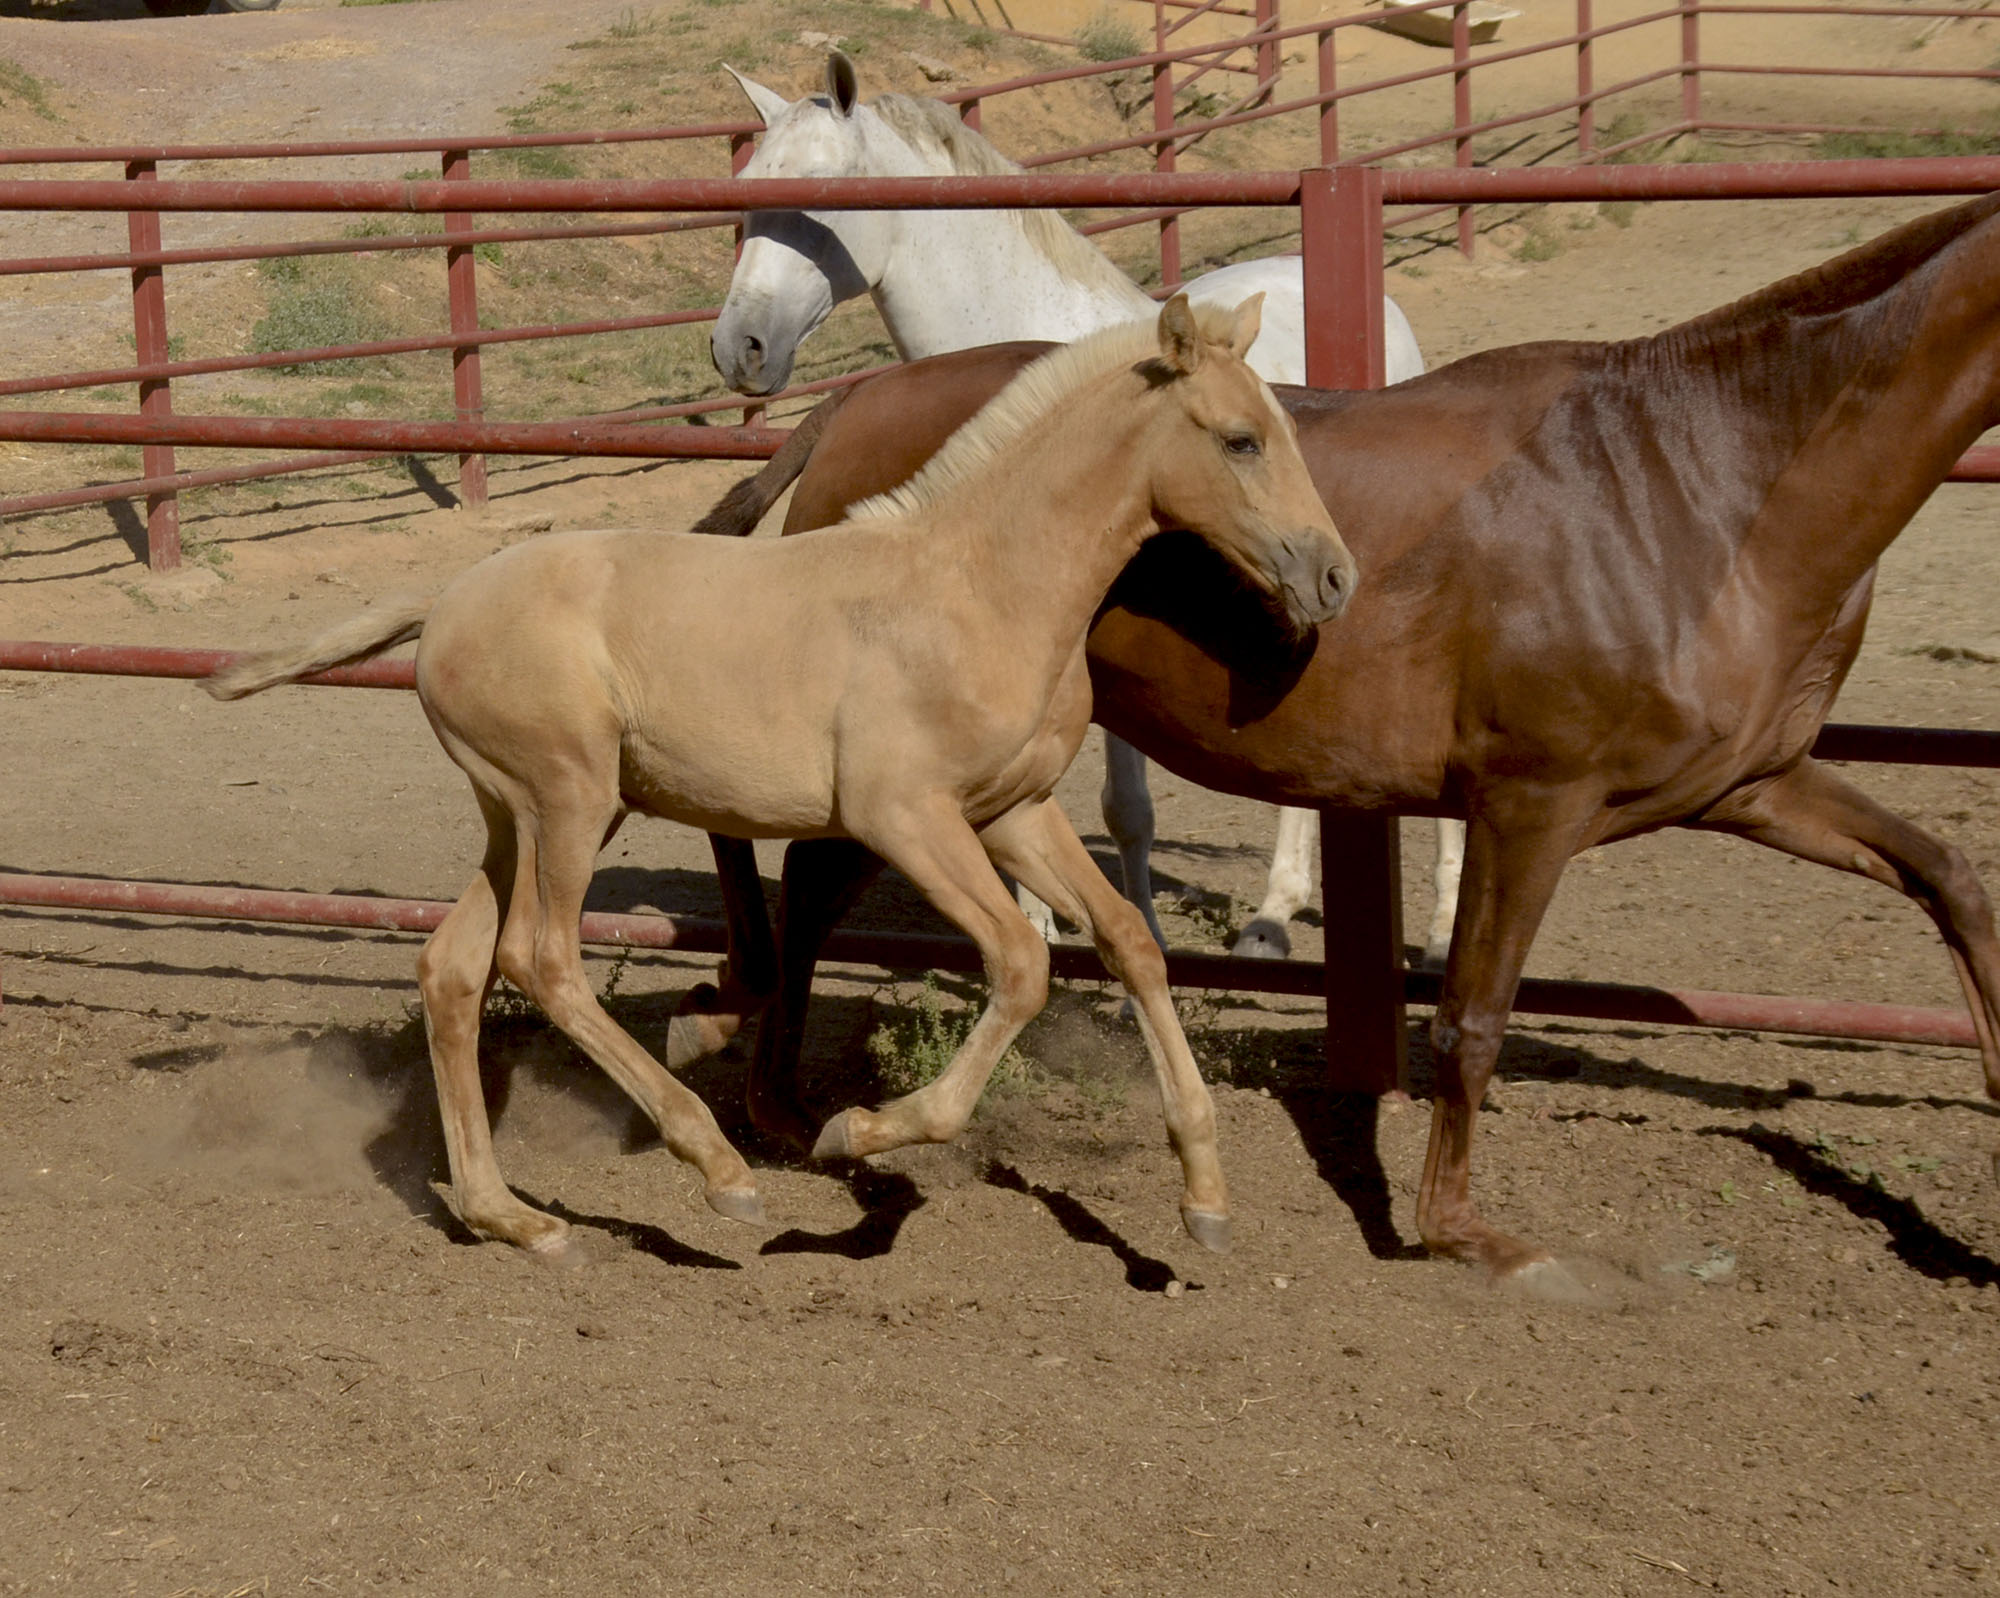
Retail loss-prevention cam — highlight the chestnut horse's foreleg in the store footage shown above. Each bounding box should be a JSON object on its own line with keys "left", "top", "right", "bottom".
{"left": 665, "top": 835, "right": 780, "bottom": 1072}
{"left": 744, "top": 837, "right": 886, "bottom": 1151}
{"left": 1420, "top": 808, "right": 1582, "bottom": 1277}
{"left": 1100, "top": 733, "right": 1169, "bottom": 950}
{"left": 812, "top": 804, "right": 1052, "bottom": 1162}
{"left": 984, "top": 797, "right": 1230, "bottom": 1251}
{"left": 1699, "top": 759, "right": 2000, "bottom": 1101}
{"left": 417, "top": 790, "right": 567, "bottom": 1252}
{"left": 492, "top": 790, "right": 764, "bottom": 1232}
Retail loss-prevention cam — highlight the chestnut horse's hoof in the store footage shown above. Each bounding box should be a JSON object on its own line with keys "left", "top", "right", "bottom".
{"left": 1230, "top": 919, "right": 1290, "bottom": 960}
{"left": 1181, "top": 1206, "right": 1232, "bottom": 1254}
{"left": 705, "top": 1186, "right": 769, "bottom": 1226}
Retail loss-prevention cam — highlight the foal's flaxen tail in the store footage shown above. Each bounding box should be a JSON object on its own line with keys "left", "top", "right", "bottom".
{"left": 688, "top": 388, "right": 849, "bottom": 538}
{"left": 202, "top": 595, "right": 433, "bottom": 701}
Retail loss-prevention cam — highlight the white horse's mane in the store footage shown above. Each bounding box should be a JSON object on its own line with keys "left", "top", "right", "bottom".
{"left": 848, "top": 303, "right": 1237, "bottom": 523}
{"left": 868, "top": 94, "right": 1154, "bottom": 309}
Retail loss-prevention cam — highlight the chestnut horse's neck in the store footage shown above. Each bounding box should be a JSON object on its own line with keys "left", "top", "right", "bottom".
{"left": 1644, "top": 193, "right": 2000, "bottom": 621}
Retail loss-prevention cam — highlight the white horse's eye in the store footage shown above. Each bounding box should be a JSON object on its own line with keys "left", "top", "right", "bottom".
{"left": 1222, "top": 432, "right": 1262, "bottom": 458}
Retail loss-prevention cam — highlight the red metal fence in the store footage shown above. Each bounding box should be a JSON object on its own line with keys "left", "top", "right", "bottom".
{"left": 6, "top": 155, "right": 2000, "bottom": 1087}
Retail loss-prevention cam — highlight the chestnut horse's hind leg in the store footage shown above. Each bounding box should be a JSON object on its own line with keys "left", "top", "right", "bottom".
{"left": 1420, "top": 807, "right": 1586, "bottom": 1278}
{"left": 492, "top": 789, "right": 765, "bottom": 1232}
{"left": 983, "top": 797, "right": 1231, "bottom": 1251}
{"left": 1698, "top": 759, "right": 2000, "bottom": 1101}
{"left": 745, "top": 837, "right": 886, "bottom": 1150}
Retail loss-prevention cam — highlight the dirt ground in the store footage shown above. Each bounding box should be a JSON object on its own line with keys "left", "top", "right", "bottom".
{"left": 5, "top": 2, "right": 2000, "bottom": 1595}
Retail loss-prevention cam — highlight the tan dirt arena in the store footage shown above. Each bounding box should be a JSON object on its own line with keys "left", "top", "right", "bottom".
{"left": 3, "top": 2, "right": 1999, "bottom": 1593}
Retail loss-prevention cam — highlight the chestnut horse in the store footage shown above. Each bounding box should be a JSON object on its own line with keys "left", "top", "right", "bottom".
{"left": 207, "top": 299, "right": 1351, "bottom": 1258}
{"left": 700, "top": 193, "right": 2000, "bottom": 1282}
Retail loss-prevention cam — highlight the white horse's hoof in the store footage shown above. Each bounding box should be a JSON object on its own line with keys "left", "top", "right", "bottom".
{"left": 1231, "top": 918, "right": 1290, "bottom": 960}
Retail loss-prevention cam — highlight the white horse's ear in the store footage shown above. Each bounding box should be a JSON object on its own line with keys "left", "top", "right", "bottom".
{"left": 1225, "top": 292, "right": 1265, "bottom": 360}
{"left": 826, "top": 50, "right": 860, "bottom": 117}
{"left": 723, "top": 64, "right": 792, "bottom": 128}
{"left": 1157, "top": 294, "right": 1202, "bottom": 375}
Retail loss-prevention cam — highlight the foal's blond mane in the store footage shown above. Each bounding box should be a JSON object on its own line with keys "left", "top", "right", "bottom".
{"left": 846, "top": 308, "right": 1234, "bottom": 524}
{"left": 868, "top": 94, "right": 1154, "bottom": 308}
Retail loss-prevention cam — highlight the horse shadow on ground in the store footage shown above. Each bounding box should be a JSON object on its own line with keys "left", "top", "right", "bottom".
{"left": 1196, "top": 1012, "right": 1999, "bottom": 1280}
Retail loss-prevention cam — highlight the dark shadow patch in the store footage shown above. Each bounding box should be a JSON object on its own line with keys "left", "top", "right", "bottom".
{"left": 130, "top": 1040, "right": 229, "bottom": 1072}
{"left": 984, "top": 1161, "right": 1176, "bottom": 1292}
{"left": 1274, "top": 1090, "right": 1425, "bottom": 1261}
{"left": 1703, "top": 1123, "right": 2000, "bottom": 1287}
{"left": 760, "top": 1166, "right": 924, "bottom": 1260}
{"left": 533, "top": 1195, "right": 741, "bottom": 1271}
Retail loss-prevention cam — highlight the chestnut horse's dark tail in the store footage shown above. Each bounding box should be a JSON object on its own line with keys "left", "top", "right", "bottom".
{"left": 690, "top": 389, "right": 850, "bottom": 538}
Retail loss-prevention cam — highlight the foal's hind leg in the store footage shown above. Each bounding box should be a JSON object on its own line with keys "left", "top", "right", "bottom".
{"left": 417, "top": 794, "right": 570, "bottom": 1253}
{"left": 812, "top": 803, "right": 1052, "bottom": 1162}
{"left": 1700, "top": 758, "right": 2000, "bottom": 1102}
{"left": 984, "top": 798, "right": 1231, "bottom": 1251}
{"left": 495, "top": 791, "right": 764, "bottom": 1229}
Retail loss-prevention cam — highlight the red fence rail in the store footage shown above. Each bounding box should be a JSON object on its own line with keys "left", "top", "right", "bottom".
{"left": 7, "top": 154, "right": 2000, "bottom": 1084}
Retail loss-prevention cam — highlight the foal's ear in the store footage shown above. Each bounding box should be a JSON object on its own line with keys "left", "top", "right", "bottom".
{"left": 1157, "top": 294, "right": 1203, "bottom": 375}
{"left": 723, "top": 64, "right": 792, "bottom": 129}
{"left": 1224, "top": 292, "right": 1264, "bottom": 360}
{"left": 826, "top": 50, "right": 860, "bottom": 117}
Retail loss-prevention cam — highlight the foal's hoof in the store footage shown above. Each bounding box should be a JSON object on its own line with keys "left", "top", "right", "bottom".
{"left": 706, "top": 1186, "right": 769, "bottom": 1227}
{"left": 811, "top": 1109, "right": 862, "bottom": 1162}
{"left": 1180, "top": 1206, "right": 1232, "bottom": 1254}
{"left": 1230, "top": 919, "right": 1290, "bottom": 961}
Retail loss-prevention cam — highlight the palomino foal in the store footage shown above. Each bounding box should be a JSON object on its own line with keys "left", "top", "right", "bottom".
{"left": 207, "top": 297, "right": 1350, "bottom": 1258}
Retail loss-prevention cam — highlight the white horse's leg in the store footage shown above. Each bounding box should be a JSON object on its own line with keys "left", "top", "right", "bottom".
{"left": 1017, "top": 883, "right": 1059, "bottom": 943}
{"left": 1101, "top": 732, "right": 1168, "bottom": 950}
{"left": 1424, "top": 819, "right": 1467, "bottom": 967}
{"left": 1233, "top": 806, "right": 1316, "bottom": 959}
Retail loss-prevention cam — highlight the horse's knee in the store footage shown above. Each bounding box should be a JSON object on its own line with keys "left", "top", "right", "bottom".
{"left": 992, "top": 924, "right": 1051, "bottom": 1019}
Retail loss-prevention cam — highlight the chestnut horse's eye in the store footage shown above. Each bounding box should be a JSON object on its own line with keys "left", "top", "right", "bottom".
{"left": 1223, "top": 432, "right": 1262, "bottom": 458}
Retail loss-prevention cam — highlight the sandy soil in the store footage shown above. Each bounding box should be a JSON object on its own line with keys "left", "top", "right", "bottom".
{"left": 4, "top": 3, "right": 2000, "bottom": 1595}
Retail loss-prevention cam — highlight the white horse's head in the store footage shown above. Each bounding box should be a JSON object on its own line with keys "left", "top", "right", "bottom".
{"left": 712, "top": 53, "right": 925, "bottom": 396}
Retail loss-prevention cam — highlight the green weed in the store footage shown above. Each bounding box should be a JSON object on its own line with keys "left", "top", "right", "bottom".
{"left": 0, "top": 58, "right": 55, "bottom": 121}
{"left": 865, "top": 974, "right": 1040, "bottom": 1102}
{"left": 251, "top": 274, "right": 382, "bottom": 374}
{"left": 1076, "top": 9, "right": 1146, "bottom": 63}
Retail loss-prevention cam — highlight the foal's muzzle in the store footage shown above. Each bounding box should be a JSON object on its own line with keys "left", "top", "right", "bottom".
{"left": 1273, "top": 531, "right": 1357, "bottom": 632}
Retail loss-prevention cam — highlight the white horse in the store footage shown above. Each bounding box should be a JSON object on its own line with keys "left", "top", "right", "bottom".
{"left": 711, "top": 52, "right": 1461, "bottom": 963}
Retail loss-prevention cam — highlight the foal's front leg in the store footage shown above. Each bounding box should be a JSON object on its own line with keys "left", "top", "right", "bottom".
{"left": 983, "top": 797, "right": 1231, "bottom": 1251}
{"left": 812, "top": 801, "right": 1053, "bottom": 1161}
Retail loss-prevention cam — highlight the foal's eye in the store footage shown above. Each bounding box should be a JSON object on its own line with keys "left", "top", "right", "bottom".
{"left": 1222, "top": 433, "right": 1262, "bottom": 458}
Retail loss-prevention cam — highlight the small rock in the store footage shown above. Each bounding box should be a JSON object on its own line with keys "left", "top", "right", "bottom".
{"left": 1163, "top": 1279, "right": 1185, "bottom": 1299}
{"left": 1271, "top": 1275, "right": 1291, "bottom": 1290}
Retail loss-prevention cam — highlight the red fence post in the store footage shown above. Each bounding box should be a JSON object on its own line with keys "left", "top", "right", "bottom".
{"left": 1255, "top": 0, "right": 1279, "bottom": 96}
{"left": 126, "top": 159, "right": 179, "bottom": 572}
{"left": 1318, "top": 24, "right": 1339, "bottom": 165}
{"left": 1680, "top": 0, "right": 1701, "bottom": 128}
{"left": 1300, "top": 165, "right": 1406, "bottom": 1097}
{"left": 1154, "top": 0, "right": 1182, "bottom": 289}
{"left": 1577, "top": 0, "right": 1595, "bottom": 157}
{"left": 1452, "top": 2, "right": 1475, "bottom": 255}
{"left": 441, "top": 148, "right": 488, "bottom": 509}
{"left": 730, "top": 130, "right": 764, "bottom": 429}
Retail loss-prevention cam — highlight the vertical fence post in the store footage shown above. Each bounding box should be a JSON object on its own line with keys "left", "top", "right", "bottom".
{"left": 1452, "top": 2, "right": 1474, "bottom": 256}
{"left": 441, "top": 148, "right": 487, "bottom": 509}
{"left": 1255, "top": 0, "right": 1279, "bottom": 99}
{"left": 1153, "top": 0, "right": 1181, "bottom": 290}
{"left": 1317, "top": 24, "right": 1339, "bottom": 165}
{"left": 126, "top": 160, "right": 179, "bottom": 573}
{"left": 1299, "top": 165, "right": 1407, "bottom": 1098}
{"left": 1576, "top": 0, "right": 1594, "bottom": 156}
{"left": 1680, "top": 0, "right": 1700, "bottom": 129}
{"left": 732, "top": 131, "right": 760, "bottom": 428}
